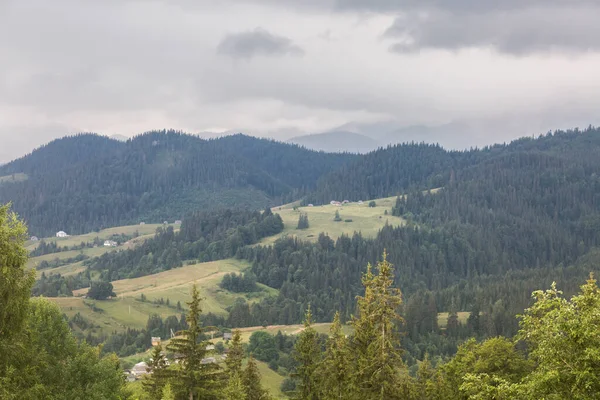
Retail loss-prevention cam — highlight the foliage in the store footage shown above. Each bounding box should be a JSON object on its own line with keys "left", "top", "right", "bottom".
{"left": 292, "top": 306, "right": 321, "bottom": 400}
{"left": 333, "top": 210, "right": 342, "bottom": 222}
{"left": 220, "top": 272, "right": 258, "bottom": 293}
{"left": 368, "top": 201, "right": 376, "bottom": 208}
{"left": 316, "top": 312, "right": 352, "bottom": 400}
{"left": 350, "top": 251, "right": 409, "bottom": 400}
{"left": 142, "top": 344, "right": 171, "bottom": 400}
{"left": 166, "top": 284, "right": 222, "bottom": 399}
{"left": 297, "top": 213, "right": 309, "bottom": 230}
{"left": 0, "top": 204, "right": 34, "bottom": 354}
{"left": 87, "top": 281, "right": 116, "bottom": 300}
{"left": 225, "top": 330, "right": 244, "bottom": 376}
{"left": 242, "top": 356, "right": 271, "bottom": 400}
{"left": 0, "top": 298, "right": 126, "bottom": 399}
{"left": 248, "top": 331, "right": 279, "bottom": 363}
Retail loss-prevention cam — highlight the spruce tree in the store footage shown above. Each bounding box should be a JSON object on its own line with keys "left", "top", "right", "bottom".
{"left": 292, "top": 305, "right": 321, "bottom": 400}
{"left": 297, "top": 214, "right": 309, "bottom": 229}
{"left": 142, "top": 344, "right": 170, "bottom": 400}
{"left": 224, "top": 372, "right": 247, "bottom": 400}
{"left": 243, "top": 355, "right": 271, "bottom": 400}
{"left": 167, "top": 284, "right": 222, "bottom": 400}
{"left": 317, "top": 312, "right": 352, "bottom": 400}
{"left": 225, "top": 330, "right": 244, "bottom": 376}
{"left": 351, "top": 251, "right": 412, "bottom": 400}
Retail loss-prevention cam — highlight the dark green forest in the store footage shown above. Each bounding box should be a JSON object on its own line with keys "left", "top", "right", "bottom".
{"left": 0, "top": 131, "right": 355, "bottom": 236}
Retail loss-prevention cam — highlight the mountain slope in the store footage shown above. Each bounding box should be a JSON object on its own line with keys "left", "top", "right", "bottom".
{"left": 0, "top": 131, "right": 356, "bottom": 235}
{"left": 287, "top": 131, "right": 381, "bottom": 153}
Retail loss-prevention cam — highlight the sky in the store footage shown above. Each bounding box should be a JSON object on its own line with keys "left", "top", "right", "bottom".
{"left": 2, "top": 0, "right": 600, "bottom": 163}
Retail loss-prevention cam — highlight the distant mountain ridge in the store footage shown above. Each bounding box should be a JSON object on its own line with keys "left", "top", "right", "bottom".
{"left": 288, "top": 131, "right": 381, "bottom": 153}
{"left": 0, "top": 131, "right": 356, "bottom": 236}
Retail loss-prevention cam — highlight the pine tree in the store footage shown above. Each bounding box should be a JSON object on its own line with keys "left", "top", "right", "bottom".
{"left": 333, "top": 210, "right": 342, "bottom": 222}
{"left": 161, "top": 383, "right": 175, "bottom": 400}
{"left": 292, "top": 305, "right": 321, "bottom": 400}
{"left": 167, "top": 284, "right": 222, "bottom": 400}
{"left": 297, "top": 214, "right": 309, "bottom": 230}
{"left": 224, "top": 372, "right": 247, "bottom": 400}
{"left": 351, "top": 251, "right": 412, "bottom": 400}
{"left": 317, "top": 312, "right": 352, "bottom": 400}
{"left": 225, "top": 330, "right": 244, "bottom": 376}
{"left": 243, "top": 355, "right": 271, "bottom": 400}
{"left": 142, "top": 344, "right": 170, "bottom": 400}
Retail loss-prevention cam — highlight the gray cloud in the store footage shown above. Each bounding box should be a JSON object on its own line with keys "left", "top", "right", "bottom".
{"left": 217, "top": 28, "right": 304, "bottom": 59}
{"left": 385, "top": 6, "right": 600, "bottom": 55}
{"left": 332, "top": 0, "right": 600, "bottom": 14}
{"left": 1, "top": 0, "right": 600, "bottom": 162}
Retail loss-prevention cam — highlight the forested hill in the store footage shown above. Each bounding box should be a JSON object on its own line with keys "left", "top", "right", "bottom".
{"left": 0, "top": 131, "right": 356, "bottom": 236}
{"left": 307, "top": 126, "right": 600, "bottom": 204}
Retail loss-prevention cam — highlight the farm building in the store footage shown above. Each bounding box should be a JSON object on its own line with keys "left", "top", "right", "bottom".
{"left": 201, "top": 357, "right": 216, "bottom": 364}
{"left": 139, "top": 222, "right": 146, "bottom": 225}
{"left": 174, "top": 220, "right": 182, "bottom": 225}
{"left": 55, "top": 231, "right": 68, "bottom": 238}
{"left": 308, "top": 204, "right": 314, "bottom": 207}
{"left": 151, "top": 337, "right": 161, "bottom": 346}
{"left": 131, "top": 362, "right": 148, "bottom": 377}
{"left": 223, "top": 332, "right": 233, "bottom": 341}
{"left": 104, "top": 240, "right": 117, "bottom": 247}
{"left": 30, "top": 236, "right": 39, "bottom": 242}
{"left": 342, "top": 200, "right": 350, "bottom": 204}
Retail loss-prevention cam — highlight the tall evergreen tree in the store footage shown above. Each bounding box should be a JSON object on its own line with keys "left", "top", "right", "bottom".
{"left": 225, "top": 330, "right": 244, "bottom": 376}
{"left": 224, "top": 372, "right": 247, "bottom": 400}
{"left": 243, "top": 356, "right": 271, "bottom": 400}
{"left": 167, "top": 284, "right": 222, "bottom": 400}
{"left": 143, "top": 344, "right": 170, "bottom": 400}
{"left": 317, "top": 312, "right": 352, "bottom": 400}
{"left": 351, "top": 251, "right": 413, "bottom": 400}
{"left": 292, "top": 305, "right": 321, "bottom": 400}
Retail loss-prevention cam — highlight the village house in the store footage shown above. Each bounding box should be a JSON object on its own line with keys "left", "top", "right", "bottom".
{"left": 308, "top": 204, "right": 314, "bottom": 207}
{"left": 139, "top": 222, "right": 146, "bottom": 225}
{"left": 131, "top": 362, "right": 148, "bottom": 378}
{"left": 174, "top": 220, "right": 182, "bottom": 225}
{"left": 223, "top": 332, "right": 233, "bottom": 341}
{"left": 151, "top": 337, "right": 161, "bottom": 346}
{"left": 55, "top": 231, "right": 69, "bottom": 238}
{"left": 104, "top": 240, "right": 117, "bottom": 247}
{"left": 30, "top": 236, "right": 39, "bottom": 242}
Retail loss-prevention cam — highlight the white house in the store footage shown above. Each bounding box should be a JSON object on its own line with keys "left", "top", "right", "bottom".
{"left": 308, "top": 204, "right": 314, "bottom": 207}
{"left": 104, "top": 240, "right": 118, "bottom": 247}
{"left": 30, "top": 236, "right": 39, "bottom": 242}
{"left": 139, "top": 222, "right": 146, "bottom": 225}
{"left": 56, "top": 231, "right": 69, "bottom": 238}
{"left": 131, "top": 362, "right": 149, "bottom": 377}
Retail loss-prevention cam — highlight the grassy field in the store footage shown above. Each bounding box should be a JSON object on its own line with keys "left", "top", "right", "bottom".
{"left": 28, "top": 246, "right": 114, "bottom": 270}
{"left": 72, "top": 259, "right": 274, "bottom": 316}
{"left": 27, "top": 223, "right": 171, "bottom": 249}
{"left": 0, "top": 172, "right": 28, "bottom": 185}
{"left": 263, "top": 196, "right": 405, "bottom": 245}
{"left": 48, "top": 259, "right": 274, "bottom": 335}
{"left": 437, "top": 311, "right": 471, "bottom": 328}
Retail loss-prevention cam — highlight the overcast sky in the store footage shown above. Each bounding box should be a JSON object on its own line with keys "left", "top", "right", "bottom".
{"left": 2, "top": 0, "right": 600, "bottom": 163}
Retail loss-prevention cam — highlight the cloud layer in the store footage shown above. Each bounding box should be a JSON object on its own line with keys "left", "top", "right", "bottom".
{"left": 1, "top": 0, "right": 600, "bottom": 163}
{"left": 218, "top": 28, "right": 304, "bottom": 59}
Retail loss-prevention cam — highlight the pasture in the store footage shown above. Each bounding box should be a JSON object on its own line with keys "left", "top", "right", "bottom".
{"left": 0, "top": 172, "right": 28, "bottom": 185}
{"left": 263, "top": 196, "right": 405, "bottom": 244}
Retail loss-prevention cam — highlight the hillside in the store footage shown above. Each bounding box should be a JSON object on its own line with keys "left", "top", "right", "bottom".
{"left": 0, "top": 131, "right": 356, "bottom": 236}
{"left": 287, "top": 131, "right": 381, "bottom": 153}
